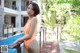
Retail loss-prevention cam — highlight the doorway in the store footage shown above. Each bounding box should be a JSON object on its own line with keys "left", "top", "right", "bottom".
{"left": 11, "top": 16, "right": 15, "bottom": 27}
{"left": 12, "top": 1, "right": 16, "bottom": 10}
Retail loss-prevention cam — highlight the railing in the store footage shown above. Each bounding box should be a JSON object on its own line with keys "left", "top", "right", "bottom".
{"left": 38, "top": 27, "right": 46, "bottom": 53}
{"left": 8, "top": 26, "right": 46, "bottom": 53}
{"left": 2, "top": 24, "right": 14, "bottom": 38}
{"left": 2, "top": 24, "right": 20, "bottom": 39}
{"left": 2, "top": 24, "right": 18, "bottom": 38}
{"left": 56, "top": 24, "right": 62, "bottom": 41}
{"left": 8, "top": 41, "right": 23, "bottom": 53}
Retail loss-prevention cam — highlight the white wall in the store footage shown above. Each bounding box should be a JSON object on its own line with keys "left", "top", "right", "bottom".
{"left": 16, "top": 0, "right": 22, "bottom": 33}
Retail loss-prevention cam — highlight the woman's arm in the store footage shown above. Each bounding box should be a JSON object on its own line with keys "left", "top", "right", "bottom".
{"left": 14, "top": 18, "right": 37, "bottom": 43}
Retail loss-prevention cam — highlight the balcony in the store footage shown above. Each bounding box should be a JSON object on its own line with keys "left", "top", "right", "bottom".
{"left": 4, "top": 7, "right": 18, "bottom": 15}
{"left": 4, "top": 0, "right": 18, "bottom": 11}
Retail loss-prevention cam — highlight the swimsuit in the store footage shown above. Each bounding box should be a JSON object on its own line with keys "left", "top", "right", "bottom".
{"left": 23, "top": 18, "right": 37, "bottom": 49}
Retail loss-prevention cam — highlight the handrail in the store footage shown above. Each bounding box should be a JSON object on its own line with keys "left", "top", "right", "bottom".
{"left": 8, "top": 41, "right": 23, "bottom": 53}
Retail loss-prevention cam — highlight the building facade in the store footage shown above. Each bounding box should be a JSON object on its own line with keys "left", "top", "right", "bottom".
{"left": 0, "top": 0, "right": 41, "bottom": 38}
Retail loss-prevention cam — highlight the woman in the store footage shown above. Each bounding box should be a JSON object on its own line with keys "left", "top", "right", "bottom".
{"left": 14, "top": 2, "right": 40, "bottom": 53}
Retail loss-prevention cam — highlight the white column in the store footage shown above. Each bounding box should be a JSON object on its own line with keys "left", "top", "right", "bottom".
{"left": 1, "top": 0, "right": 4, "bottom": 7}
{"left": 16, "top": 0, "right": 22, "bottom": 33}
{"left": 37, "top": 0, "right": 42, "bottom": 22}
{"left": 0, "top": 7, "right": 4, "bottom": 37}
{"left": 1, "top": 0, "right": 5, "bottom": 37}
{"left": 37, "top": 0, "right": 42, "bottom": 14}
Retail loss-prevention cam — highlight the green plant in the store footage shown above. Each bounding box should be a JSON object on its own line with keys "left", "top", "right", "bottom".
{"left": 64, "top": 49, "right": 80, "bottom": 53}
{"left": 63, "top": 15, "right": 80, "bottom": 41}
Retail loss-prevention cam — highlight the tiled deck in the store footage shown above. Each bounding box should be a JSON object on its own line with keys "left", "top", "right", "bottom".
{"left": 41, "top": 41, "right": 60, "bottom": 53}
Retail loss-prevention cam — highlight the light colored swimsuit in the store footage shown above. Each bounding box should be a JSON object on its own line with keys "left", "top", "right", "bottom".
{"left": 23, "top": 18, "right": 37, "bottom": 50}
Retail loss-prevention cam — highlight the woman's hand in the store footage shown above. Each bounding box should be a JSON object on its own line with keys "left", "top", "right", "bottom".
{"left": 14, "top": 39, "right": 20, "bottom": 44}
{"left": 14, "top": 38, "right": 23, "bottom": 44}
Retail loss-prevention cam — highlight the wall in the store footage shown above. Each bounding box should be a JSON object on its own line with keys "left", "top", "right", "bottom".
{"left": 16, "top": 0, "right": 22, "bottom": 33}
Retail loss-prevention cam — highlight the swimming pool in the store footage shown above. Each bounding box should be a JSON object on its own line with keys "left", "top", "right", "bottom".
{"left": 0, "top": 33, "right": 24, "bottom": 53}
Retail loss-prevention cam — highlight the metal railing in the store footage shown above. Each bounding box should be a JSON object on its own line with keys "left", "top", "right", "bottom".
{"left": 2, "top": 24, "right": 23, "bottom": 38}
{"left": 2, "top": 24, "right": 14, "bottom": 38}
{"left": 38, "top": 27, "right": 46, "bottom": 53}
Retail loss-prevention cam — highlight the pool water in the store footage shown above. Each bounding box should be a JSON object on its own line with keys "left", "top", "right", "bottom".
{"left": 0, "top": 33, "right": 24, "bottom": 53}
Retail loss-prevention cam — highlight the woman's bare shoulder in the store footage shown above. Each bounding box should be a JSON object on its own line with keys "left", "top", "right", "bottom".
{"left": 32, "top": 17, "right": 37, "bottom": 22}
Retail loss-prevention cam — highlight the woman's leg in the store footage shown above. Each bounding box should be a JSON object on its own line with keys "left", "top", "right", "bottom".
{"left": 28, "top": 40, "right": 40, "bottom": 53}
{"left": 27, "top": 47, "right": 34, "bottom": 53}
{"left": 24, "top": 46, "right": 28, "bottom": 53}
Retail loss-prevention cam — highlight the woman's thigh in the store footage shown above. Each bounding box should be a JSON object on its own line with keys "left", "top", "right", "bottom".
{"left": 28, "top": 40, "right": 40, "bottom": 53}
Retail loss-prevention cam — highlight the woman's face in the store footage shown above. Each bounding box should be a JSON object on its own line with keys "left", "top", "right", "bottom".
{"left": 27, "top": 4, "right": 34, "bottom": 17}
